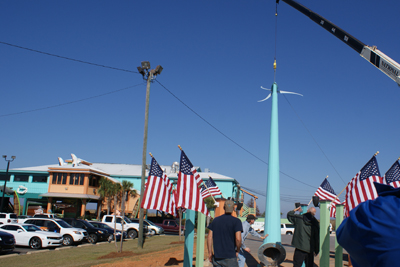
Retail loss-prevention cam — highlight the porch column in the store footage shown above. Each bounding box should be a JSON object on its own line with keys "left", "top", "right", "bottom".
{"left": 81, "top": 199, "right": 87, "bottom": 217}
{"left": 47, "top": 197, "right": 53, "bottom": 213}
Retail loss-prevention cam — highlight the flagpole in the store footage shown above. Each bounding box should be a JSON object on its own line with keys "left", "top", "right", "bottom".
{"left": 331, "top": 151, "right": 380, "bottom": 205}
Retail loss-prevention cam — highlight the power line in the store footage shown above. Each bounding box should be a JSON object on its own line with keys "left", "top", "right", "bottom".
{"left": 282, "top": 94, "right": 347, "bottom": 185}
{"left": 1, "top": 40, "right": 319, "bottom": 189}
{"left": 0, "top": 41, "right": 138, "bottom": 74}
{"left": 0, "top": 84, "right": 143, "bottom": 118}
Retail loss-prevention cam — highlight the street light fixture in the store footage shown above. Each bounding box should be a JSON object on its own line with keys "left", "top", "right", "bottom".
{"left": 137, "top": 62, "right": 163, "bottom": 249}
{"left": 1, "top": 155, "right": 16, "bottom": 212}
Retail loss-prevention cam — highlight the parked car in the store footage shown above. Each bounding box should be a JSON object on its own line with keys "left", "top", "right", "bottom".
{"left": 33, "top": 214, "right": 58, "bottom": 219}
{"left": 101, "top": 215, "right": 147, "bottom": 239}
{"left": 23, "top": 218, "right": 87, "bottom": 246}
{"left": 0, "top": 230, "right": 15, "bottom": 253}
{"left": 0, "top": 213, "right": 18, "bottom": 224}
{"left": 131, "top": 219, "right": 164, "bottom": 235}
{"left": 153, "top": 219, "right": 184, "bottom": 234}
{"left": 62, "top": 218, "right": 109, "bottom": 243}
{"left": 89, "top": 221, "right": 126, "bottom": 242}
{"left": 17, "top": 215, "right": 32, "bottom": 220}
{"left": 252, "top": 221, "right": 264, "bottom": 233}
{"left": 281, "top": 223, "right": 295, "bottom": 235}
{"left": 0, "top": 223, "right": 63, "bottom": 249}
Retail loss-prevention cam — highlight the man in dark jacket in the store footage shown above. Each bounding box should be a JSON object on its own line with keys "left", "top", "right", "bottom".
{"left": 287, "top": 206, "right": 319, "bottom": 267}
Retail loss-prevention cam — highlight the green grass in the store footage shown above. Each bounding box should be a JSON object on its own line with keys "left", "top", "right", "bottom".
{"left": 1, "top": 235, "right": 183, "bottom": 267}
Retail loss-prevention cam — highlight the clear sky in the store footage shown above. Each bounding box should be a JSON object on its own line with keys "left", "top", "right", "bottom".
{"left": 1, "top": 0, "right": 399, "bottom": 217}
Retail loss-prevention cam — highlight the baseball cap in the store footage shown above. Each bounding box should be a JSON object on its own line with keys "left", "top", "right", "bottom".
{"left": 224, "top": 199, "right": 235, "bottom": 213}
{"left": 247, "top": 214, "right": 257, "bottom": 220}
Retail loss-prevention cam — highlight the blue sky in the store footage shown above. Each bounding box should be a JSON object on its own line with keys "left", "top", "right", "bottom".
{"left": 1, "top": 0, "right": 399, "bottom": 217}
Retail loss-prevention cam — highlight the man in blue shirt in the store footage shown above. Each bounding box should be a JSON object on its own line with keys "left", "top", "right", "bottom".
{"left": 337, "top": 182, "right": 400, "bottom": 267}
{"left": 207, "top": 199, "right": 243, "bottom": 267}
{"left": 238, "top": 214, "right": 268, "bottom": 267}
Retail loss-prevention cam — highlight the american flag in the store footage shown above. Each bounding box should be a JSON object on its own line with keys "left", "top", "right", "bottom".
{"left": 314, "top": 178, "right": 341, "bottom": 218}
{"left": 344, "top": 156, "right": 384, "bottom": 217}
{"left": 385, "top": 160, "right": 400, "bottom": 188}
{"left": 141, "top": 157, "right": 177, "bottom": 216}
{"left": 200, "top": 177, "right": 222, "bottom": 199}
{"left": 176, "top": 150, "right": 209, "bottom": 217}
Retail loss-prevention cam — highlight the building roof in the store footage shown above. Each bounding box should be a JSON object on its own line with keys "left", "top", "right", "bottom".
{"left": 13, "top": 163, "right": 237, "bottom": 182}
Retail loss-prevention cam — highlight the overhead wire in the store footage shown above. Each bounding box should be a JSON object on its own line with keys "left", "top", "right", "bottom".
{"left": 0, "top": 84, "right": 144, "bottom": 118}
{"left": 0, "top": 41, "right": 332, "bottom": 189}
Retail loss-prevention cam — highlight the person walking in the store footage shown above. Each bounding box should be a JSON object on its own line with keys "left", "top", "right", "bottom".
{"left": 207, "top": 199, "right": 243, "bottom": 267}
{"left": 238, "top": 214, "right": 268, "bottom": 267}
{"left": 287, "top": 206, "right": 319, "bottom": 267}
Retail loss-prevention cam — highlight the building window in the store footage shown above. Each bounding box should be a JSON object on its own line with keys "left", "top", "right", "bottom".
{"left": 14, "top": 175, "right": 29, "bottom": 182}
{"left": 33, "top": 176, "right": 47, "bottom": 183}
{"left": 52, "top": 173, "right": 67, "bottom": 184}
{"left": 89, "top": 175, "right": 100, "bottom": 187}
{"left": 0, "top": 174, "right": 10, "bottom": 181}
{"left": 70, "top": 173, "right": 84, "bottom": 185}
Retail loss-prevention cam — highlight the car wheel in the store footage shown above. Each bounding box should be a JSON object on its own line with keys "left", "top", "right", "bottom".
{"left": 63, "top": 235, "right": 73, "bottom": 246}
{"left": 128, "top": 229, "right": 138, "bottom": 239}
{"left": 108, "top": 235, "right": 113, "bottom": 243}
{"left": 29, "top": 237, "right": 42, "bottom": 249}
{"left": 88, "top": 233, "right": 98, "bottom": 244}
{"left": 149, "top": 229, "right": 156, "bottom": 235}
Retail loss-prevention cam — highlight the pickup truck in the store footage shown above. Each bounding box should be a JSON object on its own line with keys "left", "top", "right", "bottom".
{"left": 281, "top": 223, "right": 295, "bottom": 235}
{"left": 154, "top": 219, "right": 183, "bottom": 234}
{"left": 101, "top": 215, "right": 147, "bottom": 239}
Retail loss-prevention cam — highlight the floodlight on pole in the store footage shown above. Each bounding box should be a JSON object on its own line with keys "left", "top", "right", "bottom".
{"left": 137, "top": 61, "right": 163, "bottom": 249}
{"left": 1, "top": 155, "right": 16, "bottom": 212}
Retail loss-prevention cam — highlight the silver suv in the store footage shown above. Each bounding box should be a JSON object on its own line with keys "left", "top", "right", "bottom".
{"left": 0, "top": 213, "right": 18, "bottom": 224}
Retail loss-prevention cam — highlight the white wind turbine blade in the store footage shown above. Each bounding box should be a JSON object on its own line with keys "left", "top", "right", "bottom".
{"left": 279, "top": 90, "right": 303, "bottom": 97}
{"left": 258, "top": 86, "right": 272, "bottom": 102}
{"left": 258, "top": 93, "right": 272, "bottom": 102}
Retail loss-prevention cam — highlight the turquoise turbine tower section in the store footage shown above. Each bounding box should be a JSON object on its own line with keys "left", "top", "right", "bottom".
{"left": 257, "top": 82, "right": 286, "bottom": 266}
{"left": 265, "top": 82, "right": 281, "bottom": 245}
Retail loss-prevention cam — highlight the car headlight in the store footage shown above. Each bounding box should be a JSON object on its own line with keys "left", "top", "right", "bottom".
{"left": 0, "top": 237, "right": 2, "bottom": 241}
{"left": 73, "top": 231, "right": 82, "bottom": 234}
{"left": 97, "top": 230, "right": 105, "bottom": 234}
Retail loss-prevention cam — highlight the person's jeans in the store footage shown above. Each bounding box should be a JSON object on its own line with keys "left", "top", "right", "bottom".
{"left": 238, "top": 249, "right": 246, "bottom": 267}
{"left": 212, "top": 256, "right": 239, "bottom": 267}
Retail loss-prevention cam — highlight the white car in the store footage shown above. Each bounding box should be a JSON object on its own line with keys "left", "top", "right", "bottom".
{"left": 23, "top": 218, "right": 88, "bottom": 246}
{"left": 252, "top": 221, "right": 265, "bottom": 233}
{"left": 0, "top": 213, "right": 18, "bottom": 224}
{"left": 131, "top": 219, "right": 164, "bottom": 235}
{"left": 0, "top": 223, "right": 63, "bottom": 249}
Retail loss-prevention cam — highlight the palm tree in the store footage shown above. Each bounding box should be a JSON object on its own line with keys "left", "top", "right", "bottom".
{"left": 119, "top": 180, "right": 136, "bottom": 252}
{"left": 98, "top": 177, "right": 114, "bottom": 216}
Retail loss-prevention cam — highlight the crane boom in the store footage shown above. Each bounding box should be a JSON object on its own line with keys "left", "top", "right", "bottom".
{"left": 279, "top": 0, "right": 400, "bottom": 86}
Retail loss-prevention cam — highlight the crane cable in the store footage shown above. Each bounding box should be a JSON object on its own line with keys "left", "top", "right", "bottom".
{"left": 273, "top": 1, "right": 278, "bottom": 81}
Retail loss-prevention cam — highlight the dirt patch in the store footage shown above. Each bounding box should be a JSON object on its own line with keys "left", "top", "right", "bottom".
{"left": 170, "top": 241, "right": 185, "bottom": 245}
{"left": 98, "top": 251, "right": 135, "bottom": 259}
{"left": 92, "top": 242, "right": 204, "bottom": 267}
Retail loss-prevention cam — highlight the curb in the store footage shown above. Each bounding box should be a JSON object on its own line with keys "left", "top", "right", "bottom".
{"left": 55, "top": 246, "right": 72, "bottom": 250}
{"left": 26, "top": 249, "right": 50, "bottom": 254}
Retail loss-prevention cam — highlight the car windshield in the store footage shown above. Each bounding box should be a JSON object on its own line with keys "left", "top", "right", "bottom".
{"left": 55, "top": 220, "right": 72, "bottom": 228}
{"left": 96, "top": 223, "right": 113, "bottom": 230}
{"left": 10, "top": 214, "right": 17, "bottom": 219}
{"left": 23, "top": 225, "right": 42, "bottom": 232}
{"left": 123, "top": 217, "right": 132, "bottom": 223}
{"left": 146, "top": 220, "right": 156, "bottom": 226}
{"left": 81, "top": 220, "right": 94, "bottom": 228}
